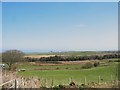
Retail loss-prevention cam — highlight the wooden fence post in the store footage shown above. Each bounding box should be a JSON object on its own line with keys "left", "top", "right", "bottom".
{"left": 111, "top": 75, "right": 113, "bottom": 82}
{"left": 15, "top": 79, "right": 17, "bottom": 90}
{"left": 45, "top": 79, "right": 47, "bottom": 87}
{"left": 51, "top": 79, "right": 54, "bottom": 88}
{"left": 98, "top": 76, "right": 100, "bottom": 84}
{"left": 79, "top": 78, "right": 81, "bottom": 85}
{"left": 70, "top": 77, "right": 73, "bottom": 82}
{"left": 84, "top": 77, "right": 87, "bottom": 85}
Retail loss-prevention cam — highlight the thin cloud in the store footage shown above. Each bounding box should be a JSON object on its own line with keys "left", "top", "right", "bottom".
{"left": 76, "top": 24, "right": 85, "bottom": 28}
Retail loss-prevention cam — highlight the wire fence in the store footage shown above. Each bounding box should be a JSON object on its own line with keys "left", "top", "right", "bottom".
{"left": 0, "top": 70, "right": 119, "bottom": 89}
{"left": 0, "top": 76, "right": 119, "bottom": 89}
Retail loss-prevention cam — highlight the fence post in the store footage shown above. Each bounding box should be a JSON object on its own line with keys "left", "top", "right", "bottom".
{"left": 51, "top": 79, "right": 54, "bottom": 88}
{"left": 70, "top": 77, "right": 73, "bottom": 82}
{"left": 79, "top": 78, "right": 81, "bottom": 85}
{"left": 98, "top": 76, "right": 100, "bottom": 84}
{"left": 111, "top": 75, "right": 113, "bottom": 82}
{"left": 84, "top": 77, "right": 87, "bottom": 85}
{"left": 45, "top": 79, "right": 47, "bottom": 87}
{"left": 15, "top": 79, "right": 17, "bottom": 90}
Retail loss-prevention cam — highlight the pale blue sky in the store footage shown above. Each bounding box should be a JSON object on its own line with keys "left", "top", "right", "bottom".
{"left": 2, "top": 0, "right": 120, "bottom": 2}
{"left": 2, "top": 2, "right": 118, "bottom": 52}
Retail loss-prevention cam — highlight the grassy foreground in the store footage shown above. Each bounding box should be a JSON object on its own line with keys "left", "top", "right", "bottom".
{"left": 17, "top": 61, "right": 118, "bottom": 87}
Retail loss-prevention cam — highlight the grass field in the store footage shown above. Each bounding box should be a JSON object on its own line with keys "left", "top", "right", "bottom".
{"left": 17, "top": 61, "right": 118, "bottom": 87}
{"left": 25, "top": 51, "right": 112, "bottom": 56}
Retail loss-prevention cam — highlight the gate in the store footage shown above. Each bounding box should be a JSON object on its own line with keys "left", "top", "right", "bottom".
{"left": 0, "top": 79, "right": 17, "bottom": 90}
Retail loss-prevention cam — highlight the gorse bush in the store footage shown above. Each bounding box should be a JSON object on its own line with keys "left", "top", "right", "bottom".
{"left": 25, "top": 52, "right": 119, "bottom": 62}
{"left": 81, "top": 61, "right": 100, "bottom": 69}
{"left": 81, "top": 62, "right": 93, "bottom": 69}
{"left": 93, "top": 61, "right": 100, "bottom": 67}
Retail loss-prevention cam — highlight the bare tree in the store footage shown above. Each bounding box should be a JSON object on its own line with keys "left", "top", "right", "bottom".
{"left": 2, "top": 50, "right": 25, "bottom": 70}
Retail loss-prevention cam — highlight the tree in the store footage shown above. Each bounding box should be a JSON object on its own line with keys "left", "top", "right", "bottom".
{"left": 2, "top": 50, "right": 25, "bottom": 70}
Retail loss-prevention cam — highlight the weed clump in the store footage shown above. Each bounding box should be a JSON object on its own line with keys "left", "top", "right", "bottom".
{"left": 81, "top": 62, "right": 93, "bottom": 69}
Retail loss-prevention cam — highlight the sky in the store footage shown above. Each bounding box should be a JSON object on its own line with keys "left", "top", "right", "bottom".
{"left": 2, "top": 0, "right": 120, "bottom": 2}
{"left": 2, "top": 2, "right": 118, "bottom": 52}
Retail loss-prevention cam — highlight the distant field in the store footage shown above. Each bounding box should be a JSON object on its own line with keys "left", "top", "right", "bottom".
{"left": 17, "top": 61, "right": 118, "bottom": 87}
{"left": 17, "top": 62, "right": 84, "bottom": 70}
{"left": 17, "top": 60, "right": 113, "bottom": 70}
{"left": 25, "top": 51, "right": 112, "bottom": 56}
{"left": 24, "top": 55, "right": 55, "bottom": 58}
{"left": 25, "top": 51, "right": 115, "bottom": 59}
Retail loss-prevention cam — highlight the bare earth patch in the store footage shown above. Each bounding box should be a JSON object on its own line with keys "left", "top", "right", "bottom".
{"left": 25, "top": 55, "right": 55, "bottom": 58}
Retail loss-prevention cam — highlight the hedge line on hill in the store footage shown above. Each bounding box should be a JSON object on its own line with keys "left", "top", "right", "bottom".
{"left": 25, "top": 53, "right": 120, "bottom": 62}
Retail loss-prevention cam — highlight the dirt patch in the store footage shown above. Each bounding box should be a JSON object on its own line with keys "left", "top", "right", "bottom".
{"left": 24, "top": 55, "right": 55, "bottom": 58}
{"left": 59, "top": 60, "right": 99, "bottom": 65}
{"left": 25, "top": 60, "right": 100, "bottom": 66}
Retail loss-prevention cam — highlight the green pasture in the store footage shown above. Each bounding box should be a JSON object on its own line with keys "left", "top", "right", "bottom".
{"left": 17, "top": 62, "right": 118, "bottom": 86}
{"left": 17, "top": 64, "right": 82, "bottom": 70}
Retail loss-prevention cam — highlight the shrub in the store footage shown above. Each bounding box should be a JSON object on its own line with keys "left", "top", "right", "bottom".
{"left": 65, "top": 67, "right": 69, "bottom": 69}
{"left": 81, "top": 62, "right": 93, "bottom": 69}
{"left": 56, "top": 67, "right": 59, "bottom": 70}
{"left": 93, "top": 61, "right": 100, "bottom": 67}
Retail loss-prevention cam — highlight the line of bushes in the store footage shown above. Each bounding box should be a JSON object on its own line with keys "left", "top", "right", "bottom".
{"left": 81, "top": 61, "right": 100, "bottom": 69}
{"left": 25, "top": 53, "right": 119, "bottom": 62}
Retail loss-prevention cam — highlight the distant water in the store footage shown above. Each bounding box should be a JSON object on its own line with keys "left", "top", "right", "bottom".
{"left": 1, "top": 49, "right": 117, "bottom": 54}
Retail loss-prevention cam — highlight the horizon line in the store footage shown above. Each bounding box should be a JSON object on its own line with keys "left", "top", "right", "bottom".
{"left": 0, "top": 49, "right": 118, "bottom": 53}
